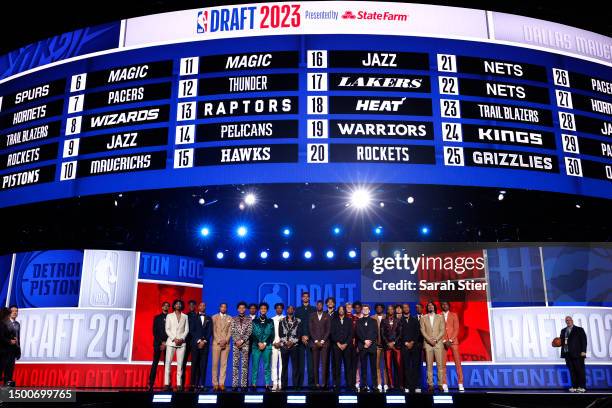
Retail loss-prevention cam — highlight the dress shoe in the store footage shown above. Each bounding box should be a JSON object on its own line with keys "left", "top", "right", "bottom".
{"left": 427, "top": 386, "right": 434, "bottom": 393}
{"left": 164, "top": 385, "right": 172, "bottom": 392}
{"left": 177, "top": 385, "right": 184, "bottom": 392}
{"left": 438, "top": 386, "right": 444, "bottom": 392}
{"left": 219, "top": 385, "right": 225, "bottom": 392}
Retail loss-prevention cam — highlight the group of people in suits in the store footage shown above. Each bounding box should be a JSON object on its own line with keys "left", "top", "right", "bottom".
{"left": 0, "top": 306, "right": 20, "bottom": 387}
{"left": 148, "top": 293, "right": 466, "bottom": 393}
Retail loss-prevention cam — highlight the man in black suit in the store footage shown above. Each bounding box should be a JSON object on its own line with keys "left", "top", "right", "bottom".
{"left": 309, "top": 300, "right": 331, "bottom": 388}
{"left": 181, "top": 300, "right": 198, "bottom": 386}
{"left": 355, "top": 304, "right": 377, "bottom": 392}
{"left": 3, "top": 305, "right": 20, "bottom": 386}
{"left": 399, "top": 303, "right": 420, "bottom": 393}
{"left": 560, "top": 316, "right": 587, "bottom": 392}
{"left": 148, "top": 301, "right": 170, "bottom": 390}
{"left": 190, "top": 302, "right": 212, "bottom": 391}
{"left": 330, "top": 305, "right": 353, "bottom": 389}
{"left": 295, "top": 292, "right": 316, "bottom": 388}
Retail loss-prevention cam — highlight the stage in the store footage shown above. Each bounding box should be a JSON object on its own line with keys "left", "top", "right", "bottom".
{"left": 5, "top": 388, "right": 611, "bottom": 408}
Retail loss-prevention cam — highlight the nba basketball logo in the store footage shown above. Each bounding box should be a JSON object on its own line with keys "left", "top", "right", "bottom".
{"left": 90, "top": 251, "right": 119, "bottom": 306}
{"left": 258, "top": 283, "right": 290, "bottom": 307}
{"left": 197, "top": 10, "right": 208, "bottom": 33}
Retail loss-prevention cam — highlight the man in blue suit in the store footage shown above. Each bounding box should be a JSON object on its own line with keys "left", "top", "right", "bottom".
{"left": 560, "top": 316, "right": 587, "bottom": 393}
{"left": 189, "top": 302, "right": 212, "bottom": 391}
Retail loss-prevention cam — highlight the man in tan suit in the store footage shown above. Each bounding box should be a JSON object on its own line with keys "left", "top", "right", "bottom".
{"left": 419, "top": 301, "right": 446, "bottom": 392}
{"left": 211, "top": 303, "right": 233, "bottom": 391}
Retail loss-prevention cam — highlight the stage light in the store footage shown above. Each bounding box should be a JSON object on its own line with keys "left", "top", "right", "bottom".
{"left": 152, "top": 394, "right": 172, "bottom": 403}
{"left": 348, "top": 250, "right": 357, "bottom": 259}
{"left": 216, "top": 252, "right": 224, "bottom": 260}
{"left": 244, "top": 193, "right": 257, "bottom": 206}
{"left": 238, "top": 251, "right": 247, "bottom": 259}
{"left": 287, "top": 395, "right": 306, "bottom": 404}
{"left": 260, "top": 251, "right": 268, "bottom": 259}
{"left": 239, "top": 202, "right": 246, "bottom": 210}
{"left": 273, "top": 203, "right": 279, "bottom": 209}
{"left": 198, "top": 198, "right": 205, "bottom": 205}
{"left": 407, "top": 196, "right": 415, "bottom": 204}
{"left": 338, "top": 395, "right": 357, "bottom": 404}
{"left": 200, "top": 226, "right": 210, "bottom": 237}
{"left": 236, "top": 225, "right": 248, "bottom": 237}
{"left": 370, "top": 249, "right": 379, "bottom": 257}
{"left": 244, "top": 395, "right": 263, "bottom": 404}
{"left": 433, "top": 395, "right": 454, "bottom": 404}
{"left": 350, "top": 188, "right": 372, "bottom": 209}
{"left": 326, "top": 250, "right": 335, "bottom": 259}
{"left": 576, "top": 203, "right": 581, "bottom": 209}
{"left": 198, "top": 394, "right": 218, "bottom": 404}
{"left": 304, "top": 250, "right": 312, "bottom": 259}
{"left": 386, "top": 395, "right": 406, "bottom": 404}
{"left": 420, "top": 226, "right": 430, "bottom": 235}
{"left": 379, "top": 201, "right": 385, "bottom": 207}
{"left": 374, "top": 226, "right": 383, "bottom": 236}
{"left": 282, "top": 227, "right": 292, "bottom": 237}
{"left": 332, "top": 226, "right": 341, "bottom": 235}
{"left": 498, "top": 191, "right": 505, "bottom": 201}
{"left": 282, "top": 250, "right": 290, "bottom": 259}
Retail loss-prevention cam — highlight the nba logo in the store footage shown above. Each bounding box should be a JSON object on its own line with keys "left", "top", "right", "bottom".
{"left": 90, "top": 251, "right": 119, "bottom": 306}
{"left": 258, "top": 282, "right": 290, "bottom": 307}
{"left": 197, "top": 10, "right": 208, "bottom": 33}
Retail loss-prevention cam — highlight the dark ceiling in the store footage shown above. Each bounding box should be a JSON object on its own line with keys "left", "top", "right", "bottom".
{"left": 1, "top": 0, "right": 610, "bottom": 56}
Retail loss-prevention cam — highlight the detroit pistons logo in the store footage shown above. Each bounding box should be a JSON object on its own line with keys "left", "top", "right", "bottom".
{"left": 197, "top": 10, "right": 209, "bottom": 33}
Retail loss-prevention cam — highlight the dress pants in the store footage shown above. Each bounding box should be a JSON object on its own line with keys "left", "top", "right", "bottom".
{"left": 181, "top": 341, "right": 191, "bottom": 386}
{"left": 424, "top": 342, "right": 445, "bottom": 387}
{"left": 332, "top": 344, "right": 353, "bottom": 388}
{"left": 401, "top": 346, "right": 421, "bottom": 390}
{"left": 297, "top": 342, "right": 314, "bottom": 387}
{"left": 271, "top": 347, "right": 283, "bottom": 387}
{"left": 384, "top": 347, "right": 402, "bottom": 388}
{"left": 359, "top": 349, "right": 377, "bottom": 388}
{"left": 164, "top": 345, "right": 186, "bottom": 386}
{"left": 311, "top": 344, "right": 329, "bottom": 386}
{"left": 251, "top": 346, "right": 272, "bottom": 385}
{"left": 444, "top": 344, "right": 463, "bottom": 384}
{"left": 565, "top": 357, "right": 586, "bottom": 388}
{"left": 375, "top": 346, "right": 386, "bottom": 386}
{"left": 211, "top": 344, "right": 230, "bottom": 387}
{"left": 191, "top": 344, "right": 209, "bottom": 387}
{"left": 148, "top": 345, "right": 165, "bottom": 386}
{"left": 281, "top": 346, "right": 299, "bottom": 388}
{"left": 232, "top": 344, "right": 250, "bottom": 387}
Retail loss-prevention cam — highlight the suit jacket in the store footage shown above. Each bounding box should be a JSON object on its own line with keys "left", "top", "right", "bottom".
{"left": 355, "top": 316, "right": 377, "bottom": 352}
{"left": 165, "top": 312, "right": 189, "bottom": 348}
{"left": 212, "top": 313, "right": 233, "bottom": 347}
{"left": 372, "top": 314, "right": 384, "bottom": 347}
{"left": 295, "top": 304, "right": 316, "bottom": 338}
{"left": 381, "top": 316, "right": 402, "bottom": 348}
{"left": 189, "top": 313, "right": 212, "bottom": 348}
{"left": 0, "top": 321, "right": 15, "bottom": 351}
{"left": 330, "top": 316, "right": 353, "bottom": 345}
{"left": 272, "top": 314, "right": 285, "bottom": 344}
{"left": 309, "top": 312, "right": 331, "bottom": 346}
{"left": 152, "top": 313, "right": 168, "bottom": 347}
{"left": 443, "top": 311, "right": 460, "bottom": 344}
{"left": 279, "top": 317, "right": 301, "bottom": 348}
{"left": 560, "top": 325, "right": 587, "bottom": 358}
{"left": 420, "top": 313, "right": 445, "bottom": 347}
{"left": 399, "top": 315, "right": 420, "bottom": 347}
{"left": 231, "top": 315, "right": 252, "bottom": 348}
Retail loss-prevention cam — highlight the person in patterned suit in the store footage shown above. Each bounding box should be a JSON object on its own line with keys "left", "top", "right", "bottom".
{"left": 231, "top": 301, "right": 252, "bottom": 390}
{"left": 279, "top": 305, "right": 302, "bottom": 390}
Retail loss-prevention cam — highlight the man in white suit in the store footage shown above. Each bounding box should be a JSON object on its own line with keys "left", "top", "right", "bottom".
{"left": 271, "top": 303, "right": 285, "bottom": 390}
{"left": 165, "top": 299, "right": 189, "bottom": 391}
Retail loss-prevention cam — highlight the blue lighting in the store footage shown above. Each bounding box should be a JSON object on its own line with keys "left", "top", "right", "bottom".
{"left": 326, "top": 250, "right": 335, "bottom": 259}
{"left": 238, "top": 251, "right": 247, "bottom": 259}
{"left": 420, "top": 226, "right": 430, "bottom": 235}
{"left": 374, "top": 226, "right": 383, "bottom": 236}
{"left": 348, "top": 250, "right": 357, "bottom": 259}
{"left": 282, "top": 250, "right": 290, "bottom": 259}
{"left": 282, "top": 227, "right": 292, "bottom": 237}
{"left": 200, "top": 226, "right": 210, "bottom": 237}
{"left": 236, "top": 225, "right": 248, "bottom": 237}
{"left": 304, "top": 250, "right": 312, "bottom": 259}
{"left": 332, "top": 226, "right": 341, "bottom": 235}
{"left": 216, "top": 252, "right": 224, "bottom": 260}
{"left": 260, "top": 251, "right": 268, "bottom": 259}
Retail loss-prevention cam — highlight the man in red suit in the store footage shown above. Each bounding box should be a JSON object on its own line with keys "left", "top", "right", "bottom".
{"left": 441, "top": 301, "right": 464, "bottom": 392}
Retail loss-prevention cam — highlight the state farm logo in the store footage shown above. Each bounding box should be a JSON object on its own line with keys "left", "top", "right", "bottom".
{"left": 342, "top": 10, "right": 409, "bottom": 22}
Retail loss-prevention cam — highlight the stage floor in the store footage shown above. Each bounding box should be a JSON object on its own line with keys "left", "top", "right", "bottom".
{"left": 4, "top": 388, "right": 611, "bottom": 408}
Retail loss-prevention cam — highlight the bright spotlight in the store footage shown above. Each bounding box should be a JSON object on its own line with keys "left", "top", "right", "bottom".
{"left": 326, "top": 250, "right": 335, "bottom": 259}
{"left": 374, "top": 226, "right": 383, "bottom": 236}
{"left": 304, "top": 250, "right": 312, "bottom": 259}
{"left": 244, "top": 193, "right": 256, "bottom": 206}
{"left": 332, "top": 226, "right": 341, "bottom": 235}
{"left": 282, "top": 227, "right": 292, "bottom": 237}
{"left": 407, "top": 196, "right": 415, "bottom": 204}
{"left": 348, "top": 249, "right": 357, "bottom": 259}
{"left": 282, "top": 250, "right": 290, "bottom": 259}
{"left": 350, "top": 188, "right": 372, "bottom": 209}
{"left": 216, "top": 252, "right": 224, "bottom": 260}
{"left": 498, "top": 193, "right": 505, "bottom": 201}
{"left": 238, "top": 251, "right": 247, "bottom": 259}
{"left": 200, "top": 226, "right": 210, "bottom": 237}
{"left": 198, "top": 198, "right": 205, "bottom": 205}
{"left": 236, "top": 226, "right": 248, "bottom": 237}
{"left": 420, "top": 226, "right": 430, "bottom": 235}
{"left": 260, "top": 251, "right": 268, "bottom": 259}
